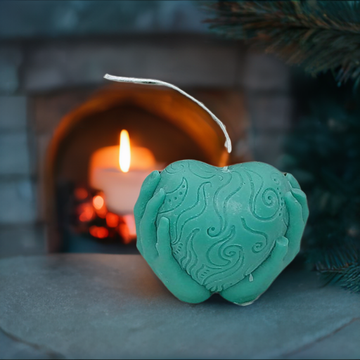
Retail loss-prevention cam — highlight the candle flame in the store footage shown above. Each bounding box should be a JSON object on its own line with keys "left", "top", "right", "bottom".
{"left": 119, "top": 130, "right": 131, "bottom": 172}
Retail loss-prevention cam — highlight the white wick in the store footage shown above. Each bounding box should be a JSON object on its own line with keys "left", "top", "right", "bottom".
{"left": 104, "top": 74, "right": 232, "bottom": 153}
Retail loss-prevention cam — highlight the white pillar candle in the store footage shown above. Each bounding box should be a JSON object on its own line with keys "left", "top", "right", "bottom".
{"left": 91, "top": 167, "right": 153, "bottom": 214}
{"left": 89, "top": 130, "right": 161, "bottom": 215}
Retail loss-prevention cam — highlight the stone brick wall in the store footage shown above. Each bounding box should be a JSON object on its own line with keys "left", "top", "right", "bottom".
{"left": 0, "top": 94, "right": 45, "bottom": 257}
{"left": 0, "top": 3, "right": 293, "bottom": 258}
{"left": 0, "top": 1, "right": 208, "bottom": 38}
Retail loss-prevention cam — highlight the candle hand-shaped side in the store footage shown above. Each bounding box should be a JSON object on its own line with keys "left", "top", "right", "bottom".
{"left": 134, "top": 160, "right": 309, "bottom": 305}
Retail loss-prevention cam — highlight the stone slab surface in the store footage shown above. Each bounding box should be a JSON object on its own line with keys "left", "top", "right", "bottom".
{"left": 288, "top": 319, "right": 360, "bottom": 359}
{"left": 0, "top": 328, "right": 63, "bottom": 359}
{"left": 0, "top": 254, "right": 359, "bottom": 359}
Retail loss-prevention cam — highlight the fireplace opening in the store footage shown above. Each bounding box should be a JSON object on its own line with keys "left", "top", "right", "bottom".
{"left": 45, "top": 83, "right": 229, "bottom": 254}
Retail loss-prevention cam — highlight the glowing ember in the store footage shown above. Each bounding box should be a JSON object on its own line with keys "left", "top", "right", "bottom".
{"left": 89, "top": 226, "right": 109, "bottom": 239}
{"left": 92, "top": 194, "right": 107, "bottom": 218}
{"left": 74, "top": 187, "right": 88, "bottom": 200}
{"left": 106, "top": 212, "right": 119, "bottom": 228}
{"left": 78, "top": 203, "right": 95, "bottom": 222}
{"left": 93, "top": 195, "right": 104, "bottom": 210}
{"left": 119, "top": 129, "right": 131, "bottom": 173}
{"left": 72, "top": 187, "right": 137, "bottom": 246}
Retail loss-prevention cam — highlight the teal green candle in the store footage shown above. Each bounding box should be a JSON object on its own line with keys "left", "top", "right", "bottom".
{"left": 134, "top": 160, "right": 309, "bottom": 305}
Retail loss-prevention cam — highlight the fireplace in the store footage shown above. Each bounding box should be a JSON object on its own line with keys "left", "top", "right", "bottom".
{"left": 39, "top": 81, "right": 248, "bottom": 254}
{"left": 0, "top": 9, "right": 291, "bottom": 258}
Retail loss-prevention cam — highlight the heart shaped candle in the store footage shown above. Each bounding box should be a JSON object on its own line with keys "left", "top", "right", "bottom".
{"left": 104, "top": 74, "right": 308, "bottom": 305}
{"left": 156, "top": 160, "right": 291, "bottom": 292}
{"left": 135, "top": 160, "right": 308, "bottom": 305}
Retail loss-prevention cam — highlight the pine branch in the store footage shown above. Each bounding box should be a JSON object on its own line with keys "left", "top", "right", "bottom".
{"left": 282, "top": 73, "right": 360, "bottom": 292}
{"left": 316, "top": 242, "right": 360, "bottom": 292}
{"left": 202, "top": 1, "right": 360, "bottom": 85}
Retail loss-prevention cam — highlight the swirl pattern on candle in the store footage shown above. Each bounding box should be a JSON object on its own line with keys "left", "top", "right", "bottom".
{"left": 156, "top": 160, "right": 291, "bottom": 292}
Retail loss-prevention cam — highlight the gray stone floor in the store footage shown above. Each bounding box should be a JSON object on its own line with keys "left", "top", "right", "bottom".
{"left": 0, "top": 254, "right": 359, "bottom": 359}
